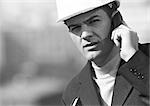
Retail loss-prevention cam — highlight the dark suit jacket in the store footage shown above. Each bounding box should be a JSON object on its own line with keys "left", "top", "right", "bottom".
{"left": 62, "top": 43, "right": 149, "bottom": 106}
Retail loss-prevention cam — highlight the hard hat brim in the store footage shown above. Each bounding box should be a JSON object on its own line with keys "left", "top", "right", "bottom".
{"left": 56, "top": 0, "right": 120, "bottom": 22}
{"left": 56, "top": 6, "right": 101, "bottom": 22}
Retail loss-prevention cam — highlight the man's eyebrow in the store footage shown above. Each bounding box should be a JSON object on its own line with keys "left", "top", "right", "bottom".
{"left": 66, "top": 15, "right": 100, "bottom": 28}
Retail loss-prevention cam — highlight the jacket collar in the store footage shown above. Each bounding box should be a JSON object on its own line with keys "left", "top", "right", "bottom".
{"left": 77, "top": 61, "right": 102, "bottom": 105}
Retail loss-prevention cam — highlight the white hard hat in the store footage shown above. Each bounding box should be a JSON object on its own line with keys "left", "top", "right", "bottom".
{"left": 56, "top": 0, "right": 120, "bottom": 22}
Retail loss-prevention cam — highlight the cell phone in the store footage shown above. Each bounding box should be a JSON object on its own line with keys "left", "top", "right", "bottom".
{"left": 111, "top": 11, "right": 124, "bottom": 30}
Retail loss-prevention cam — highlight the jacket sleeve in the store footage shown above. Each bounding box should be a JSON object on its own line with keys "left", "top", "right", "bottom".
{"left": 118, "top": 48, "right": 149, "bottom": 97}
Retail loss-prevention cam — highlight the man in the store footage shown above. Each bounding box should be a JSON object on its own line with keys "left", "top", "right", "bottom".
{"left": 56, "top": 0, "right": 149, "bottom": 105}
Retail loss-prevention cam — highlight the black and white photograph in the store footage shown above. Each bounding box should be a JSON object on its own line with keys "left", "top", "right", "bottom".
{"left": 0, "top": 0, "right": 149, "bottom": 106}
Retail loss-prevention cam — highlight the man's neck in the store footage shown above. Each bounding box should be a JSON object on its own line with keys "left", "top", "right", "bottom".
{"left": 91, "top": 46, "right": 121, "bottom": 75}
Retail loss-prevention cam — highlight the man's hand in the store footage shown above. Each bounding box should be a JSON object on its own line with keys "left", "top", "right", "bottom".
{"left": 111, "top": 25, "right": 139, "bottom": 62}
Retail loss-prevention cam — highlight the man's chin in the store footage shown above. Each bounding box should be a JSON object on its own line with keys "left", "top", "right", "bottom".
{"left": 84, "top": 51, "right": 109, "bottom": 67}
{"left": 84, "top": 51, "right": 101, "bottom": 61}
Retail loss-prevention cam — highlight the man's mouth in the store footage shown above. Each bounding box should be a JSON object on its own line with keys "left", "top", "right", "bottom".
{"left": 83, "top": 41, "right": 99, "bottom": 48}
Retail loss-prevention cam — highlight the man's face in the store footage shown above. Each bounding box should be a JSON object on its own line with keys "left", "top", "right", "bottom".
{"left": 65, "top": 8, "right": 115, "bottom": 66}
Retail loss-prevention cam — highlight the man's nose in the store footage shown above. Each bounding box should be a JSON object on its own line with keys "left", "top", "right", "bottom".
{"left": 81, "top": 25, "right": 93, "bottom": 41}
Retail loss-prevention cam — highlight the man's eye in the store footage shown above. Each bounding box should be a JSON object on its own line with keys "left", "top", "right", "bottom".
{"left": 89, "top": 19, "right": 100, "bottom": 24}
{"left": 70, "top": 26, "right": 81, "bottom": 33}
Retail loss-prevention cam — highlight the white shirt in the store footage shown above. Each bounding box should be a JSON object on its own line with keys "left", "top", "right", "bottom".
{"left": 92, "top": 54, "right": 120, "bottom": 106}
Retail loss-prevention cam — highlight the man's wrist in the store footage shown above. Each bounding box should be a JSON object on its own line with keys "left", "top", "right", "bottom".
{"left": 121, "top": 48, "right": 137, "bottom": 62}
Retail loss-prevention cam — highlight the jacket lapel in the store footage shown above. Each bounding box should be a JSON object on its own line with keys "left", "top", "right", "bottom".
{"left": 77, "top": 62, "right": 102, "bottom": 105}
{"left": 112, "top": 62, "right": 133, "bottom": 106}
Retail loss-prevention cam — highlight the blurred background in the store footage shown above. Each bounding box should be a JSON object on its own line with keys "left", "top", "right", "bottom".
{"left": 0, "top": 0, "right": 149, "bottom": 106}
